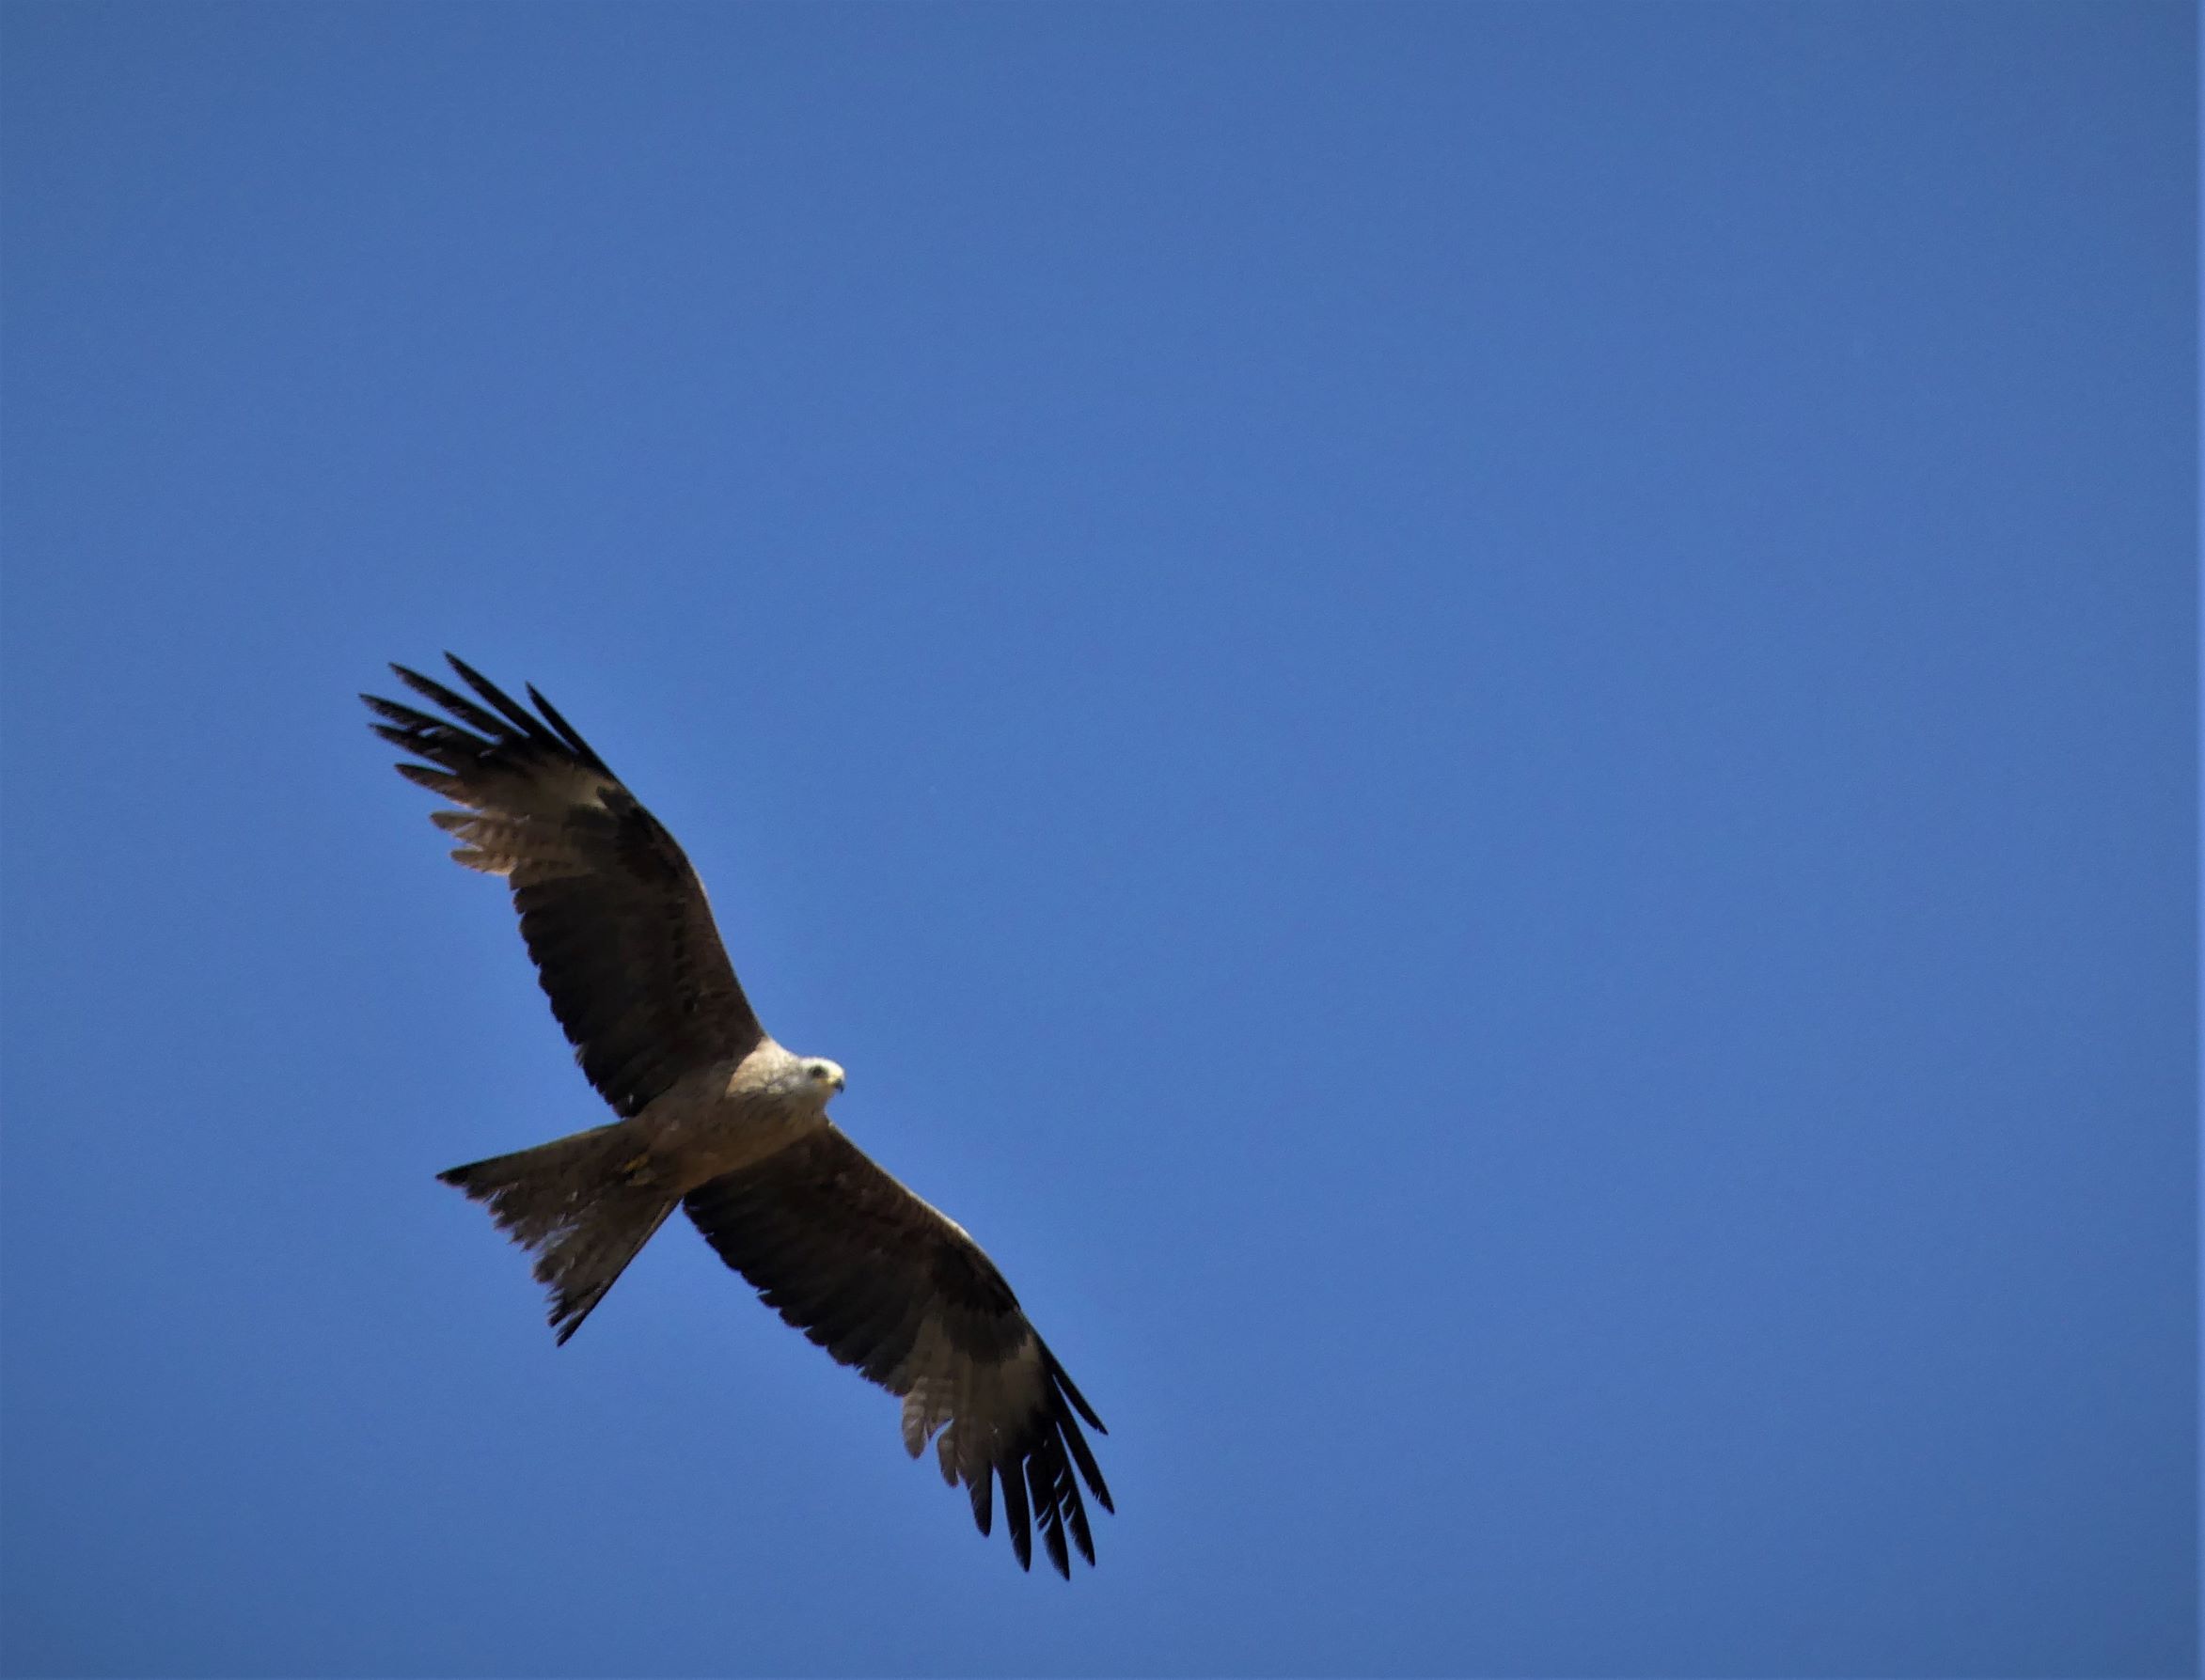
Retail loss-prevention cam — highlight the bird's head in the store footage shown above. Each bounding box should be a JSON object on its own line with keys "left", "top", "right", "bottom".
{"left": 742, "top": 1044, "right": 847, "bottom": 1111}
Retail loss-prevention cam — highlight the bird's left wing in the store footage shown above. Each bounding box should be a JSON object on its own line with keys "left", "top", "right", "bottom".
{"left": 683, "top": 1129, "right": 1113, "bottom": 1576}
{"left": 364, "top": 655, "right": 766, "bottom": 1116}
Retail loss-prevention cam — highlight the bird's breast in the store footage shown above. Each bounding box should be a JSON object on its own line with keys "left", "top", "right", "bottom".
{"left": 628, "top": 1063, "right": 828, "bottom": 1194}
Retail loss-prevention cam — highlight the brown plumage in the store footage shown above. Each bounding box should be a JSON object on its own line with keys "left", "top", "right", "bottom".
{"left": 367, "top": 654, "right": 1111, "bottom": 1576}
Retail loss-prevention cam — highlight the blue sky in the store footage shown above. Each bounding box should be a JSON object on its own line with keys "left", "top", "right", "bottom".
{"left": 1, "top": 4, "right": 2194, "bottom": 1674}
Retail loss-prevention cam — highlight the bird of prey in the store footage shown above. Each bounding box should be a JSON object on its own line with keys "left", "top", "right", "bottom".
{"left": 365, "top": 655, "right": 1111, "bottom": 1576}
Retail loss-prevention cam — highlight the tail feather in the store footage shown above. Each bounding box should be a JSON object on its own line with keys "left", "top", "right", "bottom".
{"left": 439, "top": 1124, "right": 676, "bottom": 1342}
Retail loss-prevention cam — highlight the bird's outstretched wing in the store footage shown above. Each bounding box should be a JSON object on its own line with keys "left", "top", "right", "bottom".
{"left": 365, "top": 654, "right": 765, "bottom": 1115}
{"left": 684, "top": 1129, "right": 1113, "bottom": 1577}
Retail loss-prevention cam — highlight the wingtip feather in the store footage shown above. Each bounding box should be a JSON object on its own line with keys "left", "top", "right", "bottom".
{"left": 1049, "top": 1355, "right": 1107, "bottom": 1434}
{"left": 525, "top": 682, "right": 609, "bottom": 771}
{"left": 445, "top": 653, "right": 538, "bottom": 733}
{"left": 1000, "top": 1451, "right": 1033, "bottom": 1570}
{"left": 969, "top": 1464, "right": 994, "bottom": 1537}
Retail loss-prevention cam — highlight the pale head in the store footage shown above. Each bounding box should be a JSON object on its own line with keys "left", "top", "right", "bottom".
{"left": 734, "top": 1042, "right": 847, "bottom": 1112}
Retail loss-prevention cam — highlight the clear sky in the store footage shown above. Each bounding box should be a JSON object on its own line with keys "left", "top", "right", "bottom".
{"left": 1, "top": 4, "right": 2194, "bottom": 1675}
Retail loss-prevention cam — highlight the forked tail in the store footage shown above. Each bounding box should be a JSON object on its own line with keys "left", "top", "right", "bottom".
{"left": 438, "top": 1124, "right": 676, "bottom": 1342}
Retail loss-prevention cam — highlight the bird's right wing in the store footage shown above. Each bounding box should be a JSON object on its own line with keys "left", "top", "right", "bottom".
{"left": 365, "top": 655, "right": 766, "bottom": 1116}
{"left": 683, "top": 1127, "right": 1113, "bottom": 1576}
